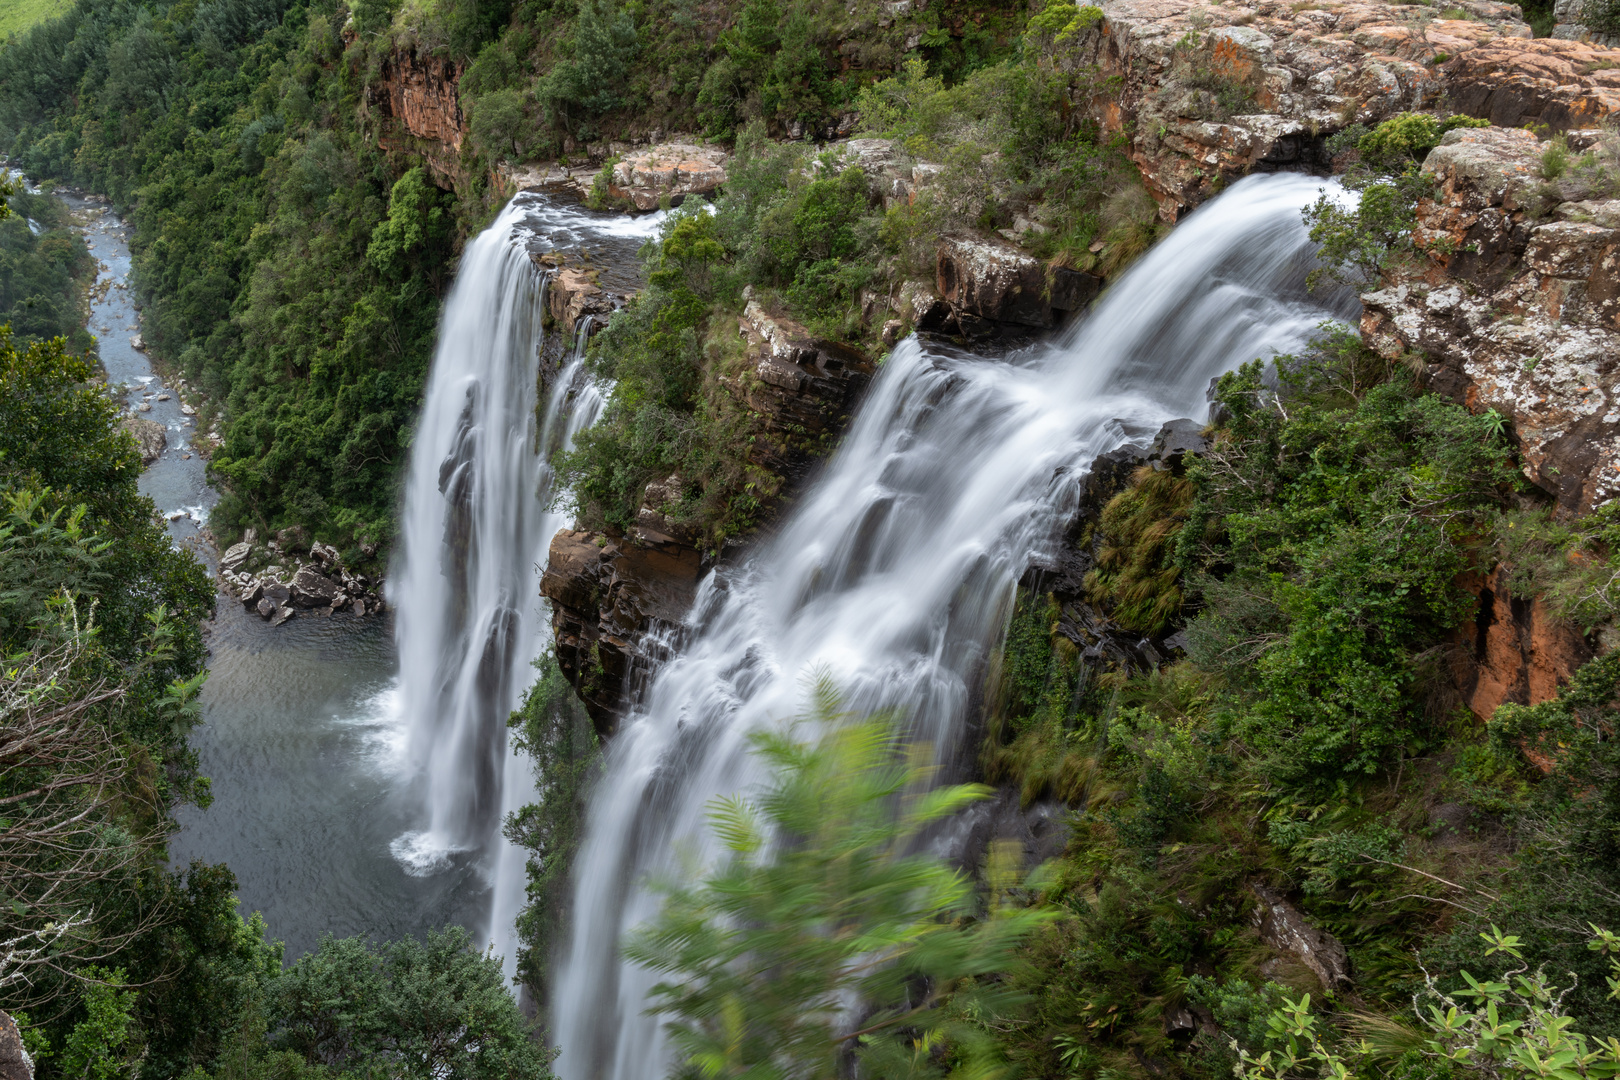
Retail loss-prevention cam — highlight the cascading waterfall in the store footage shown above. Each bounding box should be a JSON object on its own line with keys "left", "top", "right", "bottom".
{"left": 553, "top": 173, "right": 1359, "bottom": 1079}
{"left": 389, "top": 193, "right": 647, "bottom": 982}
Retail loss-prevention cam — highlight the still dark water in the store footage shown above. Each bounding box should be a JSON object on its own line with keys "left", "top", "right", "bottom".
{"left": 171, "top": 603, "right": 487, "bottom": 956}
{"left": 47, "top": 184, "right": 479, "bottom": 959}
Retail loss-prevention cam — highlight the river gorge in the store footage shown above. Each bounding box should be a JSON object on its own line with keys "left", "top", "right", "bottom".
{"left": 5, "top": 0, "right": 1620, "bottom": 1070}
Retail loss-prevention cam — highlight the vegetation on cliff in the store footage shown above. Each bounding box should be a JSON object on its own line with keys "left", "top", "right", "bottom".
{"left": 963, "top": 328, "right": 1620, "bottom": 1078}
{"left": 0, "top": 0, "right": 456, "bottom": 556}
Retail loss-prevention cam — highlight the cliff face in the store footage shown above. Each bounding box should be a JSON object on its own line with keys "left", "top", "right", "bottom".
{"left": 1071, "top": 0, "right": 1531, "bottom": 219}
{"left": 1361, "top": 125, "right": 1620, "bottom": 516}
{"left": 366, "top": 47, "right": 467, "bottom": 187}
{"left": 521, "top": 9, "right": 1620, "bottom": 727}
{"left": 540, "top": 303, "right": 873, "bottom": 733}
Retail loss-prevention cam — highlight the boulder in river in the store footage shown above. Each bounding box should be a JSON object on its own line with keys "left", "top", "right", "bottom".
{"left": 220, "top": 541, "right": 252, "bottom": 572}
{"left": 130, "top": 333, "right": 145, "bottom": 351}
{"left": 289, "top": 566, "right": 341, "bottom": 608}
{"left": 256, "top": 596, "right": 275, "bottom": 618}
{"left": 119, "top": 416, "right": 166, "bottom": 465}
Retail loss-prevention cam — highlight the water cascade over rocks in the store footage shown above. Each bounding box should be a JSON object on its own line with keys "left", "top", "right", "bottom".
{"left": 389, "top": 193, "right": 658, "bottom": 978}
{"left": 552, "top": 174, "right": 1359, "bottom": 1079}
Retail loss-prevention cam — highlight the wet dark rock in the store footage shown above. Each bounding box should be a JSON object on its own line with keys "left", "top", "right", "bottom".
{"left": 542, "top": 528, "right": 703, "bottom": 736}
{"left": 936, "top": 233, "right": 1101, "bottom": 330}
{"left": 1024, "top": 418, "right": 1207, "bottom": 677}
{"left": 289, "top": 566, "right": 341, "bottom": 608}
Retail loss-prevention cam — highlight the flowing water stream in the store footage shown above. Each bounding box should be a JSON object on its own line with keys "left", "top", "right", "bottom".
{"left": 388, "top": 193, "right": 662, "bottom": 978}
{"left": 552, "top": 173, "right": 1358, "bottom": 1079}
{"left": 74, "top": 184, "right": 663, "bottom": 966}
{"left": 38, "top": 163, "right": 1351, "bottom": 1036}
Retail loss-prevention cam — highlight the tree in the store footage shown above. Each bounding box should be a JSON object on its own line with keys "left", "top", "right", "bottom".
{"left": 625, "top": 681, "right": 1056, "bottom": 1080}
{"left": 535, "top": 0, "right": 637, "bottom": 135}
{"left": 266, "top": 927, "right": 547, "bottom": 1080}
{"left": 1302, "top": 113, "right": 1490, "bottom": 290}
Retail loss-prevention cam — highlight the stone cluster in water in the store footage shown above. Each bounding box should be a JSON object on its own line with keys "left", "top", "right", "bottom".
{"left": 217, "top": 529, "right": 386, "bottom": 626}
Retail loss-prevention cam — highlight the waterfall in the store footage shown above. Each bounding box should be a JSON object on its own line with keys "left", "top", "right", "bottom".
{"left": 389, "top": 193, "right": 646, "bottom": 983}
{"left": 552, "top": 173, "right": 1359, "bottom": 1078}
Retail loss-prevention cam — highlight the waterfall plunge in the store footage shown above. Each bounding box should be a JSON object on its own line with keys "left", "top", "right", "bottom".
{"left": 389, "top": 194, "right": 656, "bottom": 982}
{"left": 552, "top": 173, "right": 1359, "bottom": 1079}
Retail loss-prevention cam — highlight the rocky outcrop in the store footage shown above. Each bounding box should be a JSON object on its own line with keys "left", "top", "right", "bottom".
{"left": 1452, "top": 564, "right": 1595, "bottom": 720}
{"left": 1552, "top": 0, "right": 1620, "bottom": 46}
{"left": 610, "top": 144, "right": 728, "bottom": 210}
{"left": 1068, "top": 0, "right": 1533, "bottom": 218}
{"left": 542, "top": 299, "right": 875, "bottom": 728}
{"left": 218, "top": 529, "right": 385, "bottom": 623}
{"left": 1360, "top": 124, "right": 1620, "bottom": 515}
{"left": 1445, "top": 38, "right": 1620, "bottom": 129}
{"left": 0, "top": 1010, "right": 31, "bottom": 1080}
{"left": 1030, "top": 419, "right": 1211, "bottom": 677}
{"left": 541, "top": 529, "right": 703, "bottom": 734}
{"left": 936, "top": 234, "right": 1101, "bottom": 335}
{"left": 1249, "top": 881, "right": 1352, "bottom": 990}
{"left": 539, "top": 265, "right": 615, "bottom": 337}
{"left": 733, "top": 294, "right": 875, "bottom": 482}
{"left": 367, "top": 48, "right": 466, "bottom": 186}
{"left": 120, "top": 415, "right": 166, "bottom": 465}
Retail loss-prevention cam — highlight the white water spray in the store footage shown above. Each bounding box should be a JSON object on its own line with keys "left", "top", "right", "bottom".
{"left": 389, "top": 193, "right": 654, "bottom": 981}
{"left": 552, "top": 174, "right": 1358, "bottom": 1078}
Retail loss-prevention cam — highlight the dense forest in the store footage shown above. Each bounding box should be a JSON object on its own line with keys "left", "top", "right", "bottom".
{"left": 4, "top": 0, "right": 1620, "bottom": 1078}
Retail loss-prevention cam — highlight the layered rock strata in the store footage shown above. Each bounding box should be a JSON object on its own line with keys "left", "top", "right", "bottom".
{"left": 541, "top": 529, "right": 703, "bottom": 735}
{"left": 936, "top": 234, "right": 1101, "bottom": 335}
{"left": 365, "top": 47, "right": 466, "bottom": 187}
{"left": 1072, "top": 0, "right": 1533, "bottom": 218}
{"left": 1360, "top": 124, "right": 1620, "bottom": 516}
{"left": 1445, "top": 38, "right": 1620, "bottom": 129}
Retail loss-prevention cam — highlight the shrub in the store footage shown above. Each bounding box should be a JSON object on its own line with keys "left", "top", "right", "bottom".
{"left": 625, "top": 682, "right": 1056, "bottom": 1079}
{"left": 1179, "top": 330, "right": 1518, "bottom": 789}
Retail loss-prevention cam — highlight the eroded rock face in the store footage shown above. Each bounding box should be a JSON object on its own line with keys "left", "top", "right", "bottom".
{"left": 1071, "top": 0, "right": 1532, "bottom": 217}
{"left": 610, "top": 143, "right": 728, "bottom": 210}
{"left": 543, "top": 266, "right": 614, "bottom": 336}
{"left": 936, "top": 233, "right": 1101, "bottom": 332}
{"left": 733, "top": 296, "right": 875, "bottom": 481}
{"left": 1452, "top": 564, "right": 1594, "bottom": 721}
{"left": 542, "top": 299, "right": 875, "bottom": 729}
{"left": 1445, "top": 38, "right": 1620, "bottom": 129}
{"left": 367, "top": 48, "right": 466, "bottom": 187}
{"left": 541, "top": 529, "right": 703, "bottom": 734}
{"left": 1551, "top": 0, "right": 1620, "bottom": 46}
{"left": 1361, "top": 125, "right": 1620, "bottom": 515}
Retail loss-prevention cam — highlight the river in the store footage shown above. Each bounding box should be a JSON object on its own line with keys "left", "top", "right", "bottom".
{"left": 54, "top": 183, "right": 659, "bottom": 964}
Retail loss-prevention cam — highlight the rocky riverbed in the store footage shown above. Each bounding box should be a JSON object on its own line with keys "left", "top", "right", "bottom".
{"left": 217, "top": 528, "right": 387, "bottom": 626}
